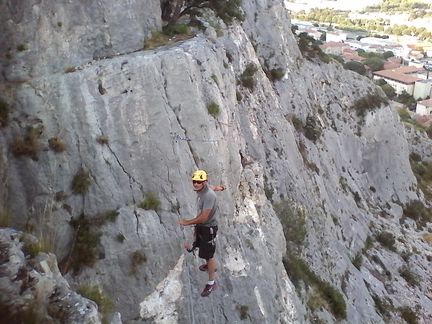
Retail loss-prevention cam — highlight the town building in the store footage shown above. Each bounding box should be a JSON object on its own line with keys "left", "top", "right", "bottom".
{"left": 373, "top": 66, "right": 432, "bottom": 102}
{"left": 341, "top": 48, "right": 366, "bottom": 63}
{"left": 416, "top": 98, "right": 432, "bottom": 115}
{"left": 320, "top": 41, "right": 351, "bottom": 55}
{"left": 326, "top": 31, "right": 348, "bottom": 43}
{"left": 373, "top": 66, "right": 424, "bottom": 96}
{"left": 414, "top": 80, "right": 432, "bottom": 101}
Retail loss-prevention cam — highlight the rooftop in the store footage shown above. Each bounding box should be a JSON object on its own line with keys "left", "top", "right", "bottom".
{"left": 320, "top": 41, "right": 350, "bottom": 49}
{"left": 373, "top": 66, "right": 424, "bottom": 84}
{"left": 418, "top": 98, "right": 432, "bottom": 107}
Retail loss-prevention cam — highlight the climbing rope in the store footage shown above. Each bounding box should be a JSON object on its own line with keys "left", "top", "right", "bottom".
{"left": 170, "top": 132, "right": 222, "bottom": 143}
{"left": 177, "top": 212, "right": 196, "bottom": 324}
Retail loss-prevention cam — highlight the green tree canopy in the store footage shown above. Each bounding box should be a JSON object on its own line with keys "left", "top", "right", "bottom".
{"left": 383, "top": 51, "right": 394, "bottom": 59}
{"left": 396, "top": 91, "right": 416, "bottom": 107}
{"left": 364, "top": 57, "right": 385, "bottom": 71}
{"left": 344, "top": 61, "right": 366, "bottom": 75}
{"left": 161, "top": 0, "right": 244, "bottom": 26}
{"left": 381, "top": 84, "right": 396, "bottom": 99}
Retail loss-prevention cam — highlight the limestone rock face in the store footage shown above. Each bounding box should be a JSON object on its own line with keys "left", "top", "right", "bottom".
{"left": 0, "top": 228, "right": 101, "bottom": 323}
{"left": 0, "top": 0, "right": 161, "bottom": 81}
{"left": 1, "top": 0, "right": 432, "bottom": 323}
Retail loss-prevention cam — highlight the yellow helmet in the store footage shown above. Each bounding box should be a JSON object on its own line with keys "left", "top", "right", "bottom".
{"left": 192, "top": 170, "right": 208, "bottom": 181}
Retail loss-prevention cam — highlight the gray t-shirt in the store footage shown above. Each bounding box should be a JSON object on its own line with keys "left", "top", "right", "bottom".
{"left": 196, "top": 185, "right": 218, "bottom": 227}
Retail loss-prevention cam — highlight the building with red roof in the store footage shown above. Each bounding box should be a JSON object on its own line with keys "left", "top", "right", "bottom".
{"left": 373, "top": 66, "right": 429, "bottom": 98}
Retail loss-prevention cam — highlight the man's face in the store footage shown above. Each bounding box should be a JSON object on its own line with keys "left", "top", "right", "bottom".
{"left": 192, "top": 180, "right": 206, "bottom": 191}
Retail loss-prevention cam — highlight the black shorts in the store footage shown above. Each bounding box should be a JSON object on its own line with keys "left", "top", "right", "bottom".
{"left": 195, "top": 225, "right": 218, "bottom": 260}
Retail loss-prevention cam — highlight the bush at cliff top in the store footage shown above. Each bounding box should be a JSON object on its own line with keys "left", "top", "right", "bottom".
{"left": 161, "top": 0, "right": 244, "bottom": 26}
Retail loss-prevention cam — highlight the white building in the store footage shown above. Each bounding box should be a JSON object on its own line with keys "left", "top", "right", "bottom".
{"left": 416, "top": 98, "right": 432, "bottom": 115}
{"left": 326, "top": 32, "right": 347, "bottom": 43}
{"left": 413, "top": 80, "right": 432, "bottom": 100}
{"left": 373, "top": 66, "right": 424, "bottom": 96}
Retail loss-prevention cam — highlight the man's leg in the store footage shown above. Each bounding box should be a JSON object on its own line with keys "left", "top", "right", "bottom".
{"left": 201, "top": 257, "right": 217, "bottom": 297}
{"left": 207, "top": 257, "right": 217, "bottom": 281}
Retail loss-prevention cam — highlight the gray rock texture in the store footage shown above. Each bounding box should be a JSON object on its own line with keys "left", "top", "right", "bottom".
{"left": 0, "top": 228, "right": 101, "bottom": 323}
{"left": 1, "top": 0, "right": 431, "bottom": 323}
{"left": 0, "top": 0, "right": 161, "bottom": 81}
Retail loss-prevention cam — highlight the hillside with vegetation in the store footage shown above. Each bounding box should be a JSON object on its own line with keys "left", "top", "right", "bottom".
{"left": 292, "top": 0, "right": 432, "bottom": 40}
{"left": 363, "top": 0, "right": 432, "bottom": 14}
{"left": 293, "top": 7, "right": 432, "bottom": 40}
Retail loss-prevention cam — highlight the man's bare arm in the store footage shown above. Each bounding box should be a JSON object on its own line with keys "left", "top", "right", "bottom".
{"left": 179, "top": 209, "right": 211, "bottom": 226}
{"left": 211, "top": 185, "right": 225, "bottom": 192}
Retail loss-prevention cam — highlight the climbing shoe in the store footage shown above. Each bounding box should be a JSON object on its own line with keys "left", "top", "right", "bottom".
{"left": 199, "top": 264, "right": 208, "bottom": 271}
{"left": 201, "top": 282, "right": 216, "bottom": 297}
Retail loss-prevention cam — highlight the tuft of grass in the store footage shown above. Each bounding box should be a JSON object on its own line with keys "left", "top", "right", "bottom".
{"left": 48, "top": 137, "right": 66, "bottom": 153}
{"left": 283, "top": 253, "right": 347, "bottom": 319}
{"left": 403, "top": 200, "right": 431, "bottom": 229}
{"left": 0, "top": 99, "right": 9, "bottom": 127}
{"left": 71, "top": 168, "right": 91, "bottom": 195}
{"left": 303, "top": 116, "right": 322, "bottom": 142}
{"left": 116, "top": 233, "right": 125, "bottom": 243}
{"left": 399, "top": 267, "right": 419, "bottom": 287}
{"left": 290, "top": 115, "right": 321, "bottom": 142}
{"left": 10, "top": 126, "right": 42, "bottom": 160}
{"left": 96, "top": 135, "right": 109, "bottom": 145}
{"left": 363, "top": 236, "right": 374, "bottom": 252}
{"left": 269, "top": 68, "right": 286, "bottom": 81}
{"left": 144, "top": 25, "right": 193, "bottom": 50}
{"left": 352, "top": 252, "right": 363, "bottom": 270}
{"left": 240, "top": 63, "right": 258, "bottom": 90}
{"left": 162, "top": 23, "right": 190, "bottom": 36}
{"left": 23, "top": 239, "right": 51, "bottom": 258}
{"left": 376, "top": 231, "right": 396, "bottom": 251}
{"left": 17, "top": 44, "right": 27, "bottom": 51}
{"left": 398, "top": 306, "right": 418, "bottom": 324}
{"left": 130, "top": 250, "right": 147, "bottom": 275}
{"left": 291, "top": 115, "right": 303, "bottom": 131}
{"left": 273, "top": 200, "right": 306, "bottom": 248}
{"left": 372, "top": 295, "right": 393, "bottom": 319}
{"left": 236, "top": 304, "right": 249, "bottom": 320}
{"left": 211, "top": 74, "right": 219, "bottom": 85}
{"left": 296, "top": 32, "right": 329, "bottom": 63}
{"left": 144, "top": 32, "right": 170, "bottom": 50}
{"left": 409, "top": 155, "right": 432, "bottom": 200}
{"left": 307, "top": 291, "right": 326, "bottom": 311}
{"left": 414, "top": 197, "right": 431, "bottom": 221}
{"left": 351, "top": 93, "right": 388, "bottom": 119}
{"left": 104, "top": 210, "right": 119, "bottom": 222}
{"left": 236, "top": 91, "right": 242, "bottom": 102}
{"left": 21, "top": 234, "right": 53, "bottom": 258}
{"left": 67, "top": 214, "right": 102, "bottom": 274}
{"left": 207, "top": 101, "right": 220, "bottom": 118}
{"left": 139, "top": 192, "right": 161, "bottom": 211}
{"left": 78, "top": 285, "right": 114, "bottom": 322}
{"left": 399, "top": 108, "right": 426, "bottom": 131}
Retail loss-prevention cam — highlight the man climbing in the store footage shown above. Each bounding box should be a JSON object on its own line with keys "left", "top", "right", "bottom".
{"left": 178, "top": 169, "right": 224, "bottom": 297}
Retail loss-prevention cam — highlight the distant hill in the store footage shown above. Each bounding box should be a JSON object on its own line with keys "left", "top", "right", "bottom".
{"left": 285, "top": 0, "right": 383, "bottom": 12}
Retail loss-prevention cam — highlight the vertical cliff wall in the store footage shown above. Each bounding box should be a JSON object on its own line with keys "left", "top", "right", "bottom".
{"left": 1, "top": 0, "right": 431, "bottom": 323}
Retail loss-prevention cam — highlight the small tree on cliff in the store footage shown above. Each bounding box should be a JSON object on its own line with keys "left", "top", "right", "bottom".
{"left": 161, "top": 0, "right": 244, "bottom": 26}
